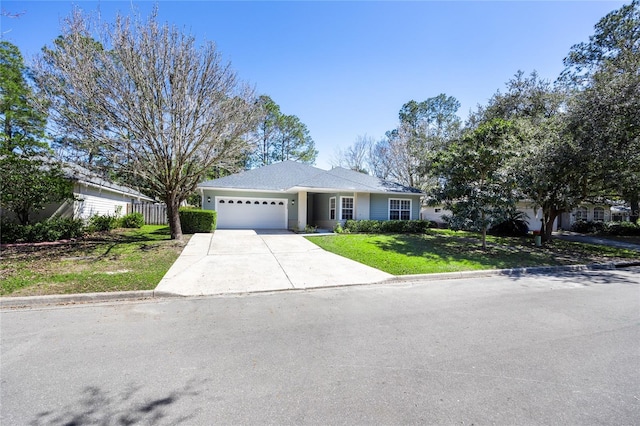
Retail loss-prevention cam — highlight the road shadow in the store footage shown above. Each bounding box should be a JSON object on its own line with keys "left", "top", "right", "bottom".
{"left": 500, "top": 267, "right": 640, "bottom": 286}
{"left": 30, "top": 378, "right": 204, "bottom": 425}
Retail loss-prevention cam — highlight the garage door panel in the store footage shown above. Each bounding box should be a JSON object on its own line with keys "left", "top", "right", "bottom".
{"left": 216, "top": 197, "right": 287, "bottom": 229}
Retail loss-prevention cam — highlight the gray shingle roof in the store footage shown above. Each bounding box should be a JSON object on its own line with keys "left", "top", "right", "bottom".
{"left": 198, "top": 161, "right": 422, "bottom": 194}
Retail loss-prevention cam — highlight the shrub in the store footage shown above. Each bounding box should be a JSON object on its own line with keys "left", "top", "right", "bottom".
{"left": 88, "top": 214, "right": 119, "bottom": 232}
{"left": 489, "top": 212, "right": 529, "bottom": 237}
{"left": 601, "top": 221, "right": 640, "bottom": 236}
{"left": 119, "top": 212, "right": 145, "bottom": 228}
{"left": 571, "top": 220, "right": 604, "bottom": 234}
{"left": 342, "top": 219, "right": 436, "bottom": 234}
{"left": 179, "top": 208, "right": 216, "bottom": 233}
{"left": 0, "top": 217, "right": 85, "bottom": 244}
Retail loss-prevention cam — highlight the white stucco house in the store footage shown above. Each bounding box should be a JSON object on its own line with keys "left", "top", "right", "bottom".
{"left": 422, "top": 201, "right": 631, "bottom": 232}
{"left": 197, "top": 161, "right": 424, "bottom": 230}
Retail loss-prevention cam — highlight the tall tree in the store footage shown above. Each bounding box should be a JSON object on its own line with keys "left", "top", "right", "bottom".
{"left": 382, "top": 94, "right": 462, "bottom": 189}
{"left": 35, "top": 9, "right": 259, "bottom": 239}
{"left": 0, "top": 41, "right": 73, "bottom": 225}
{"left": 430, "top": 119, "right": 518, "bottom": 249}
{"left": 0, "top": 40, "right": 46, "bottom": 153}
{"left": 562, "top": 0, "right": 640, "bottom": 222}
{"left": 272, "top": 113, "right": 317, "bottom": 164}
{"left": 249, "top": 95, "right": 317, "bottom": 167}
{"left": 481, "top": 71, "right": 584, "bottom": 241}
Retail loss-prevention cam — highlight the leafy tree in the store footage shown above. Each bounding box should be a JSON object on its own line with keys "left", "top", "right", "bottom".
{"left": 562, "top": 0, "right": 640, "bottom": 222}
{"left": 430, "top": 119, "right": 518, "bottom": 249}
{"left": 272, "top": 112, "right": 317, "bottom": 164}
{"left": 480, "top": 71, "right": 584, "bottom": 241}
{"left": 0, "top": 41, "right": 73, "bottom": 225}
{"left": 0, "top": 40, "right": 47, "bottom": 153}
{"left": 35, "top": 9, "right": 259, "bottom": 239}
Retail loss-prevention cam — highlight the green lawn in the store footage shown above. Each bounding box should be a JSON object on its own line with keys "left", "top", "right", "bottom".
{"left": 306, "top": 230, "right": 639, "bottom": 275}
{"left": 1, "top": 225, "right": 190, "bottom": 296}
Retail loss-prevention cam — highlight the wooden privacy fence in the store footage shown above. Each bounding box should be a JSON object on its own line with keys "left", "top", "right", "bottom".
{"left": 127, "top": 203, "right": 167, "bottom": 225}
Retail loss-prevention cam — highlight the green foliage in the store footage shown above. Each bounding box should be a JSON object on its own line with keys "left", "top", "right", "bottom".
{"left": 178, "top": 208, "right": 217, "bottom": 234}
{"left": 0, "top": 217, "right": 85, "bottom": 243}
{"left": 88, "top": 214, "right": 119, "bottom": 232}
{"left": 118, "top": 212, "right": 145, "bottom": 228}
{"left": 562, "top": 1, "right": 640, "bottom": 223}
{"left": 0, "top": 41, "right": 48, "bottom": 153}
{"left": 572, "top": 220, "right": 640, "bottom": 236}
{"left": 0, "top": 156, "right": 75, "bottom": 225}
{"left": 342, "top": 219, "right": 437, "bottom": 234}
{"left": 303, "top": 224, "right": 317, "bottom": 233}
{"left": 489, "top": 210, "right": 530, "bottom": 237}
{"left": 250, "top": 95, "right": 318, "bottom": 167}
{"left": 430, "top": 118, "right": 519, "bottom": 248}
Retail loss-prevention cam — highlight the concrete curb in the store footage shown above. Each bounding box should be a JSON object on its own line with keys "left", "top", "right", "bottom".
{"left": 0, "top": 290, "right": 183, "bottom": 309}
{"left": 2, "top": 261, "right": 637, "bottom": 309}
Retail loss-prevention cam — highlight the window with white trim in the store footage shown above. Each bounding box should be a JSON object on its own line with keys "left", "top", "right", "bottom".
{"left": 593, "top": 207, "right": 605, "bottom": 222}
{"left": 576, "top": 207, "right": 588, "bottom": 221}
{"left": 329, "top": 197, "right": 336, "bottom": 220}
{"left": 341, "top": 197, "right": 354, "bottom": 220}
{"left": 389, "top": 199, "right": 411, "bottom": 220}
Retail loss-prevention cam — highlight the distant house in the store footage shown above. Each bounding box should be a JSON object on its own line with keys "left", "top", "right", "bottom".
{"left": 2, "top": 162, "right": 155, "bottom": 223}
{"left": 558, "top": 202, "right": 631, "bottom": 229}
{"left": 197, "top": 161, "right": 423, "bottom": 230}
{"left": 422, "top": 200, "right": 632, "bottom": 232}
{"left": 421, "top": 201, "right": 558, "bottom": 232}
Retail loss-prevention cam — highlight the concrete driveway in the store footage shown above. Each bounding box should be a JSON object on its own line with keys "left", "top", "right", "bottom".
{"left": 155, "top": 230, "right": 392, "bottom": 296}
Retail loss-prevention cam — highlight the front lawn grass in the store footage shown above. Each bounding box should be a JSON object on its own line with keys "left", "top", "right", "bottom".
{"left": 0, "top": 225, "right": 190, "bottom": 297}
{"left": 306, "top": 230, "right": 639, "bottom": 275}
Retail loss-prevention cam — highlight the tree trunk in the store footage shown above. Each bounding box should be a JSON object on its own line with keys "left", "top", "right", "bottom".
{"left": 481, "top": 211, "right": 487, "bottom": 250}
{"left": 165, "top": 196, "right": 183, "bottom": 240}
{"left": 541, "top": 207, "right": 558, "bottom": 242}
{"left": 628, "top": 193, "right": 639, "bottom": 224}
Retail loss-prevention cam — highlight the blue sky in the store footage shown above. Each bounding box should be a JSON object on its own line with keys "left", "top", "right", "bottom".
{"left": 1, "top": 1, "right": 626, "bottom": 169}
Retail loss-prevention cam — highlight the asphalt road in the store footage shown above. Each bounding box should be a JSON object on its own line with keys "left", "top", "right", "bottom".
{"left": 2, "top": 268, "right": 639, "bottom": 425}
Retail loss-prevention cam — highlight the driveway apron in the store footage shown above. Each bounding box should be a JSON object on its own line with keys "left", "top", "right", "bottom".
{"left": 155, "top": 230, "right": 392, "bottom": 296}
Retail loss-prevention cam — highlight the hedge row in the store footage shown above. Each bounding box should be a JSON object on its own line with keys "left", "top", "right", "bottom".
{"left": 338, "top": 219, "right": 438, "bottom": 234}
{"left": 570, "top": 220, "right": 640, "bottom": 236}
{"left": 1, "top": 212, "right": 146, "bottom": 244}
{"left": 1, "top": 218, "right": 86, "bottom": 244}
{"left": 179, "top": 208, "right": 217, "bottom": 233}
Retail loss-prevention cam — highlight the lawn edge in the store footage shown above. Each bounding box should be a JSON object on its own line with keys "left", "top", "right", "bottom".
{"left": 3, "top": 261, "right": 638, "bottom": 309}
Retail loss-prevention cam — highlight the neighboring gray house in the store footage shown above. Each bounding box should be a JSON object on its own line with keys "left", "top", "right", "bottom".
{"left": 198, "top": 161, "right": 423, "bottom": 230}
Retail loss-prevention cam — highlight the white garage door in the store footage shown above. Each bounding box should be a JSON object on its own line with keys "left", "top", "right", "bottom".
{"left": 216, "top": 197, "right": 288, "bottom": 229}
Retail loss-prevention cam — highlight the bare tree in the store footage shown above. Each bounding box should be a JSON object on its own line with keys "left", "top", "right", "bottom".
{"left": 330, "top": 134, "right": 374, "bottom": 173}
{"left": 35, "top": 8, "right": 258, "bottom": 239}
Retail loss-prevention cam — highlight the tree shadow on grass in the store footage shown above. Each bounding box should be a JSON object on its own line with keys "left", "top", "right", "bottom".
{"left": 2, "top": 227, "right": 176, "bottom": 262}
{"left": 371, "top": 234, "right": 557, "bottom": 271}
{"left": 30, "top": 378, "right": 204, "bottom": 425}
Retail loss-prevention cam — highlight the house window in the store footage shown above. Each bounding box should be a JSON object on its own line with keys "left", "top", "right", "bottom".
{"left": 389, "top": 199, "right": 411, "bottom": 220}
{"left": 329, "top": 197, "right": 336, "bottom": 220}
{"left": 593, "top": 207, "right": 605, "bottom": 222}
{"left": 341, "top": 197, "right": 354, "bottom": 220}
{"left": 575, "top": 207, "right": 587, "bottom": 221}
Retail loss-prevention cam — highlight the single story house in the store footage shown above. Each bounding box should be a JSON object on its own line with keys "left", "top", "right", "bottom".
{"left": 421, "top": 201, "right": 558, "bottom": 232}
{"left": 422, "top": 201, "right": 632, "bottom": 232}
{"left": 2, "top": 162, "right": 156, "bottom": 223}
{"left": 197, "top": 161, "right": 423, "bottom": 230}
